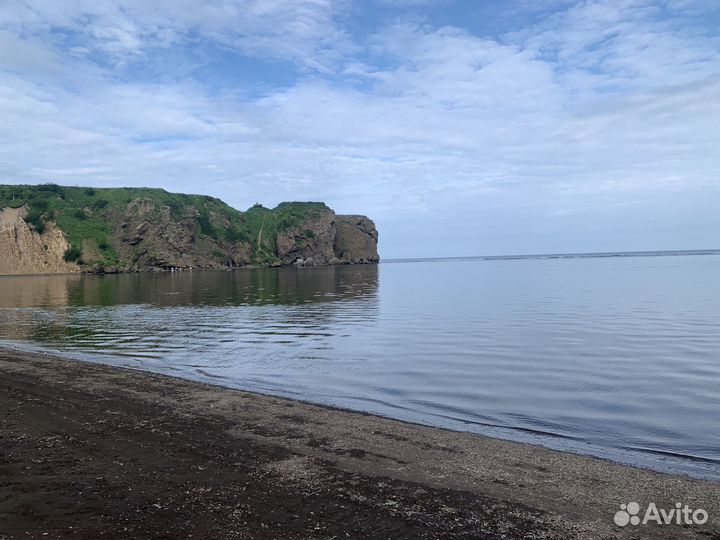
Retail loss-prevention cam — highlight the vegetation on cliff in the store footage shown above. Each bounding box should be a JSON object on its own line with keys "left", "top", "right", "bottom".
{"left": 244, "top": 202, "right": 328, "bottom": 264}
{"left": 0, "top": 184, "right": 376, "bottom": 272}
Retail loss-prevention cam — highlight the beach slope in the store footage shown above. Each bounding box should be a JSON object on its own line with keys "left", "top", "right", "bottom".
{"left": 0, "top": 349, "right": 718, "bottom": 539}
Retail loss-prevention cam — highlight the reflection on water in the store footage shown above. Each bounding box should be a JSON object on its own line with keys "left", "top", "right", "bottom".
{"left": 0, "top": 274, "right": 82, "bottom": 308}
{"left": 1, "top": 256, "right": 720, "bottom": 480}
{"left": 0, "top": 267, "right": 379, "bottom": 366}
{"left": 0, "top": 266, "right": 379, "bottom": 308}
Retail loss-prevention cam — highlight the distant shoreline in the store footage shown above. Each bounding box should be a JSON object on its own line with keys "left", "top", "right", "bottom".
{"left": 384, "top": 248, "right": 720, "bottom": 263}
{"left": 1, "top": 347, "right": 718, "bottom": 539}
{"left": 1, "top": 248, "right": 715, "bottom": 276}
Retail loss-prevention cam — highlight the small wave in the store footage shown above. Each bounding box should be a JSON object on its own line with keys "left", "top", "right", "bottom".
{"left": 195, "top": 369, "right": 231, "bottom": 380}
{"left": 620, "top": 446, "right": 720, "bottom": 465}
{"left": 429, "top": 412, "right": 585, "bottom": 442}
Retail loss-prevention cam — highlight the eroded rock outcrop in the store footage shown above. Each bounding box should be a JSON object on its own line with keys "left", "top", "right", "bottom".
{"left": 275, "top": 208, "right": 379, "bottom": 266}
{"left": 334, "top": 215, "right": 379, "bottom": 264}
{"left": 110, "top": 199, "right": 252, "bottom": 272}
{"left": 0, "top": 208, "right": 79, "bottom": 275}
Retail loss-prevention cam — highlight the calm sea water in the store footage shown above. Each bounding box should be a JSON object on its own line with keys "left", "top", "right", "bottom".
{"left": 1, "top": 252, "right": 719, "bottom": 479}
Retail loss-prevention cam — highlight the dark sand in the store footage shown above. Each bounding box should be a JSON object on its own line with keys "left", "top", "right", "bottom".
{"left": 0, "top": 349, "right": 718, "bottom": 539}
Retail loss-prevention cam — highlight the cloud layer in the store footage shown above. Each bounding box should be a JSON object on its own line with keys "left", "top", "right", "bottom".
{"left": 1, "top": 0, "right": 718, "bottom": 256}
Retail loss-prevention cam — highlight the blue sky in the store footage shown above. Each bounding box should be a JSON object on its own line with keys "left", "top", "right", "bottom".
{"left": 1, "top": 0, "right": 718, "bottom": 257}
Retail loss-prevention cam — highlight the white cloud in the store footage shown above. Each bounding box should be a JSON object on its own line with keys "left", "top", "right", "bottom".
{"left": 519, "top": 0, "right": 720, "bottom": 93}
{"left": 0, "top": 0, "right": 352, "bottom": 68}
{"left": 374, "top": 0, "right": 450, "bottom": 6}
{"left": 0, "top": 0, "right": 718, "bottom": 255}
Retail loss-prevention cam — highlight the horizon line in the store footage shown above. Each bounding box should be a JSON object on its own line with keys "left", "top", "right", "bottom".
{"left": 383, "top": 248, "right": 720, "bottom": 263}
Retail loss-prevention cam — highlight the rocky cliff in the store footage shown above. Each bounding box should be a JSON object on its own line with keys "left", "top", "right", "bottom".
{"left": 274, "top": 208, "right": 378, "bottom": 266}
{"left": 0, "top": 185, "right": 379, "bottom": 275}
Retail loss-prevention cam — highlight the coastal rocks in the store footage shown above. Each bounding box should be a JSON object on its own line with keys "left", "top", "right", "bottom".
{"left": 276, "top": 210, "right": 380, "bottom": 266}
{"left": 334, "top": 215, "right": 379, "bottom": 264}
{"left": 276, "top": 208, "right": 337, "bottom": 266}
{"left": 111, "top": 198, "right": 252, "bottom": 271}
{"left": 0, "top": 207, "right": 79, "bottom": 275}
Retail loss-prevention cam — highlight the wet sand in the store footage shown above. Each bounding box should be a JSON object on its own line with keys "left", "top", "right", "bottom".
{"left": 0, "top": 348, "right": 718, "bottom": 539}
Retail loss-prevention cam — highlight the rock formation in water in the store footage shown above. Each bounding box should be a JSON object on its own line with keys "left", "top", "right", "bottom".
{"left": 0, "top": 184, "right": 379, "bottom": 275}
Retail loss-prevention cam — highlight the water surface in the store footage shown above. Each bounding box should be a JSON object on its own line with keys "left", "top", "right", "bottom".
{"left": 1, "top": 252, "right": 719, "bottom": 479}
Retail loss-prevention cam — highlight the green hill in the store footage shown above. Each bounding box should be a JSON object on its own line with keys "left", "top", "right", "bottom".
{"left": 0, "top": 184, "right": 378, "bottom": 273}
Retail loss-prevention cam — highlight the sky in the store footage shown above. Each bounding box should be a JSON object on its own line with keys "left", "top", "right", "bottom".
{"left": 0, "top": 0, "right": 718, "bottom": 258}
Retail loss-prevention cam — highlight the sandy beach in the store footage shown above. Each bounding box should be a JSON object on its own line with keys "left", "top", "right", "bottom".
{"left": 0, "top": 348, "right": 718, "bottom": 539}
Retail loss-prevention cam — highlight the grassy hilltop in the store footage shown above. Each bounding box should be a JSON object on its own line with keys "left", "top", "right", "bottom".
{"left": 0, "top": 184, "right": 339, "bottom": 269}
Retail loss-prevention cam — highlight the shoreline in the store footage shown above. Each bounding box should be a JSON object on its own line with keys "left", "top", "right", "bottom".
{"left": 1, "top": 349, "right": 718, "bottom": 539}
{"left": 3, "top": 340, "right": 714, "bottom": 482}
{"left": 0, "top": 260, "right": 380, "bottom": 278}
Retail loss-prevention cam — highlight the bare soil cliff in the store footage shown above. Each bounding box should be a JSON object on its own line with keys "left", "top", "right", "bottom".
{"left": 0, "top": 208, "right": 79, "bottom": 275}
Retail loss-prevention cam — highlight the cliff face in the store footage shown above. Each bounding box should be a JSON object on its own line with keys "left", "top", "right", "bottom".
{"left": 334, "top": 215, "right": 379, "bottom": 264}
{"left": 0, "top": 185, "right": 379, "bottom": 275}
{"left": 274, "top": 208, "right": 379, "bottom": 266}
{"left": 109, "top": 198, "right": 253, "bottom": 272}
{"left": 0, "top": 208, "right": 79, "bottom": 275}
